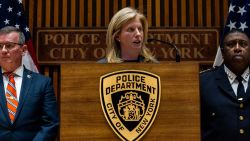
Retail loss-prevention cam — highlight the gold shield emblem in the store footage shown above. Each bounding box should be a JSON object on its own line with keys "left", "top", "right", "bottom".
{"left": 100, "top": 70, "right": 161, "bottom": 141}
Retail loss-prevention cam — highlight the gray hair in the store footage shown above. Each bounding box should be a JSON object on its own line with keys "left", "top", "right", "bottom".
{"left": 0, "top": 26, "right": 26, "bottom": 44}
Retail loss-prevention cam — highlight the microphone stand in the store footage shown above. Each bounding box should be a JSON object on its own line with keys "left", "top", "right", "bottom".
{"left": 148, "top": 38, "right": 181, "bottom": 62}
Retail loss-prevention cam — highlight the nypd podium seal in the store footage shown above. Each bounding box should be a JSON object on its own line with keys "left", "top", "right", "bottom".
{"left": 100, "top": 70, "right": 161, "bottom": 141}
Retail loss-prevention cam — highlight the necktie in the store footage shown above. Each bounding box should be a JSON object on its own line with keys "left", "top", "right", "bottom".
{"left": 5, "top": 73, "right": 18, "bottom": 123}
{"left": 236, "top": 76, "right": 245, "bottom": 101}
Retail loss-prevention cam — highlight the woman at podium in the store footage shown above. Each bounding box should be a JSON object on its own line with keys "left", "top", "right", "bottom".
{"left": 98, "top": 7, "right": 158, "bottom": 63}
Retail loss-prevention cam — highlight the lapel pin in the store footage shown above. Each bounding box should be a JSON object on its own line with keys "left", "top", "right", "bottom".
{"left": 27, "top": 75, "right": 31, "bottom": 79}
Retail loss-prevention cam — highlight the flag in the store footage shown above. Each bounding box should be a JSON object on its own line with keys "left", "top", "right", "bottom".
{"left": 0, "top": 0, "right": 39, "bottom": 72}
{"left": 213, "top": 0, "right": 250, "bottom": 67}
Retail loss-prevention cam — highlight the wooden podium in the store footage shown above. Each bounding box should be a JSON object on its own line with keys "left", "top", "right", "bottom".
{"left": 60, "top": 62, "right": 200, "bottom": 141}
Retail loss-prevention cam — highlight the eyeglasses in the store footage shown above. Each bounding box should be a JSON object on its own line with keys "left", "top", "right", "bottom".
{"left": 224, "top": 39, "right": 249, "bottom": 48}
{"left": 0, "top": 42, "right": 23, "bottom": 50}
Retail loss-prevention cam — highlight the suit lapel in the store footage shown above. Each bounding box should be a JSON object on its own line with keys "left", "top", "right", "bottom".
{"left": 215, "top": 65, "right": 237, "bottom": 100}
{"left": 14, "top": 68, "right": 33, "bottom": 123}
{"left": 0, "top": 68, "right": 12, "bottom": 124}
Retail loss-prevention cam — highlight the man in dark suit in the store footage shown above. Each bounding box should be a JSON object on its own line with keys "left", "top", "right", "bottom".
{"left": 200, "top": 29, "right": 250, "bottom": 141}
{"left": 0, "top": 26, "right": 59, "bottom": 140}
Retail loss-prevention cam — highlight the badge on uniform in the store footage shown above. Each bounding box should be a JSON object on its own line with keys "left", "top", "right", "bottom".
{"left": 100, "top": 70, "right": 161, "bottom": 141}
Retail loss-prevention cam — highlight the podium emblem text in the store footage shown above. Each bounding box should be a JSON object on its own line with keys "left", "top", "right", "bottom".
{"left": 100, "top": 70, "right": 161, "bottom": 141}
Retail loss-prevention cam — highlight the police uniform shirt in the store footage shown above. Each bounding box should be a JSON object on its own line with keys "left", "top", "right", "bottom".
{"left": 224, "top": 65, "right": 249, "bottom": 96}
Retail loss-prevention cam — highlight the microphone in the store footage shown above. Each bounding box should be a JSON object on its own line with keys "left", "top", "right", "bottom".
{"left": 147, "top": 38, "right": 181, "bottom": 62}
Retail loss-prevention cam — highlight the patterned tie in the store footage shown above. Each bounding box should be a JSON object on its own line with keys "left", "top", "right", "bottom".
{"left": 236, "top": 76, "right": 245, "bottom": 101}
{"left": 5, "top": 73, "right": 18, "bottom": 123}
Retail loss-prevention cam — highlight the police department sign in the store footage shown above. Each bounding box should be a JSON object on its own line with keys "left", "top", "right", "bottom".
{"left": 100, "top": 70, "right": 161, "bottom": 141}
{"left": 36, "top": 28, "right": 218, "bottom": 63}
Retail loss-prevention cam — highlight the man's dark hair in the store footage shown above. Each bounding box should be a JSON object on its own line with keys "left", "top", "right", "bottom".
{"left": 221, "top": 29, "right": 249, "bottom": 49}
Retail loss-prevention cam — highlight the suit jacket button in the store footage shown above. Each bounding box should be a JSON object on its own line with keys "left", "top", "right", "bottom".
{"left": 239, "top": 116, "right": 244, "bottom": 121}
{"left": 240, "top": 129, "right": 245, "bottom": 134}
{"left": 240, "top": 103, "right": 244, "bottom": 108}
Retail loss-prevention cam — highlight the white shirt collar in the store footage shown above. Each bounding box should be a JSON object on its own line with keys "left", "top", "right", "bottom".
{"left": 2, "top": 65, "right": 24, "bottom": 77}
{"left": 224, "top": 65, "right": 249, "bottom": 84}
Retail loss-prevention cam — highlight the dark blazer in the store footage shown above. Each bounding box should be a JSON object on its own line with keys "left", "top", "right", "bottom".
{"left": 0, "top": 67, "right": 59, "bottom": 141}
{"left": 200, "top": 65, "right": 250, "bottom": 141}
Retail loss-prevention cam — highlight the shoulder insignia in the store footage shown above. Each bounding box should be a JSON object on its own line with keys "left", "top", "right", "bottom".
{"left": 200, "top": 66, "right": 219, "bottom": 74}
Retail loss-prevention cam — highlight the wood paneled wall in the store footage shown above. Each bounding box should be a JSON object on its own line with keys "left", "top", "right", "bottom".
{"left": 22, "top": 0, "right": 228, "bottom": 101}
{"left": 23, "top": 0, "right": 228, "bottom": 32}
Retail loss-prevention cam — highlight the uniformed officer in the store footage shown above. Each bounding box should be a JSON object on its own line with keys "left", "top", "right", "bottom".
{"left": 200, "top": 29, "right": 250, "bottom": 141}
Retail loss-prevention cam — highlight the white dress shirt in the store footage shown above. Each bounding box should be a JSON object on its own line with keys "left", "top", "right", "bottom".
{"left": 224, "top": 65, "right": 249, "bottom": 96}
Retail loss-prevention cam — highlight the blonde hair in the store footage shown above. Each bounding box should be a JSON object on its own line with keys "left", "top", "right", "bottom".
{"left": 106, "top": 7, "right": 157, "bottom": 63}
